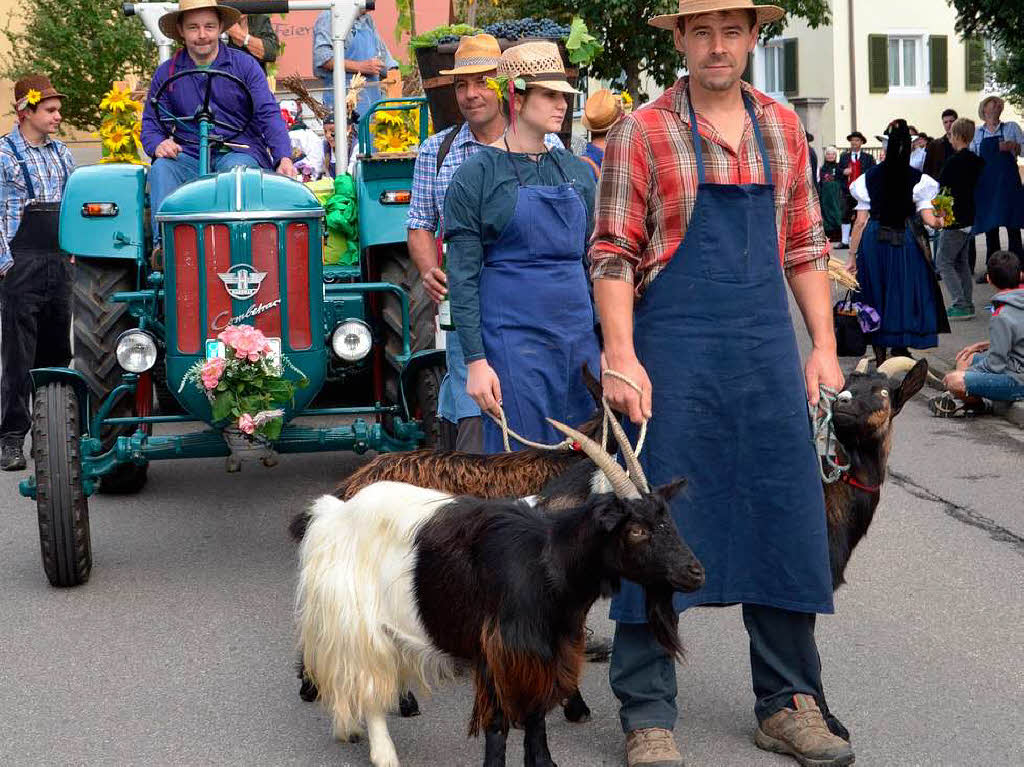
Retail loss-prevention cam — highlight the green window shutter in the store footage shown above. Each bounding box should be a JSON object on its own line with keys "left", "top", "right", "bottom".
{"left": 742, "top": 52, "right": 753, "bottom": 84}
{"left": 965, "top": 38, "right": 986, "bottom": 91}
{"left": 868, "top": 34, "right": 889, "bottom": 94}
{"left": 929, "top": 35, "right": 948, "bottom": 92}
{"left": 783, "top": 39, "right": 799, "bottom": 95}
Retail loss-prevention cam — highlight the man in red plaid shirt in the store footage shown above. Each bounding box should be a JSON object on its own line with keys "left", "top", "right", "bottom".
{"left": 591, "top": 2, "right": 853, "bottom": 767}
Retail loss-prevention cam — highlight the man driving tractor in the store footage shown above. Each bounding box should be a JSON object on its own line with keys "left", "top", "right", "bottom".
{"left": 141, "top": 0, "right": 293, "bottom": 258}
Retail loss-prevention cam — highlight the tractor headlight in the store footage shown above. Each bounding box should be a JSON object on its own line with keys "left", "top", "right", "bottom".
{"left": 115, "top": 330, "right": 157, "bottom": 373}
{"left": 331, "top": 320, "right": 372, "bottom": 362}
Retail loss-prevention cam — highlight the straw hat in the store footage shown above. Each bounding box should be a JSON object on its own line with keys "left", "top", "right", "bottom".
{"left": 649, "top": 0, "right": 784, "bottom": 30}
{"left": 978, "top": 95, "right": 1004, "bottom": 120}
{"left": 497, "top": 41, "right": 577, "bottom": 95}
{"left": 439, "top": 34, "right": 502, "bottom": 76}
{"left": 582, "top": 89, "right": 624, "bottom": 133}
{"left": 14, "top": 74, "right": 65, "bottom": 111}
{"left": 158, "top": 0, "right": 241, "bottom": 45}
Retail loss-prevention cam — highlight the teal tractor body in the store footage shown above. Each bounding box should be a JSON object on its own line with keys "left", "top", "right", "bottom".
{"left": 20, "top": 66, "right": 442, "bottom": 588}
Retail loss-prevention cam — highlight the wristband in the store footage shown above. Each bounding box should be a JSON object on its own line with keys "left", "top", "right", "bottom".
{"left": 243, "top": 33, "right": 251, "bottom": 47}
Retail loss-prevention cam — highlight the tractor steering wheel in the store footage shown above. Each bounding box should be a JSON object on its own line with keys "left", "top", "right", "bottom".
{"left": 151, "top": 68, "right": 255, "bottom": 147}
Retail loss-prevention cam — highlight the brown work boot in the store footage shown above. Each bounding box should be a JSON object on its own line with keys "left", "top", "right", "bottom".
{"left": 755, "top": 694, "right": 855, "bottom": 766}
{"left": 625, "top": 727, "right": 683, "bottom": 767}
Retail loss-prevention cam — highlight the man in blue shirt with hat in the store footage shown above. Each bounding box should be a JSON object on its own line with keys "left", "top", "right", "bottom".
{"left": 141, "top": 0, "right": 293, "bottom": 257}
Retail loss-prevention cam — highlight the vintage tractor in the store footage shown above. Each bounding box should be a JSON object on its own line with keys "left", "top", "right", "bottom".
{"left": 18, "top": 0, "right": 445, "bottom": 587}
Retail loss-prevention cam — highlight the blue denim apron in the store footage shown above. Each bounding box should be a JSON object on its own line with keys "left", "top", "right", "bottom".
{"left": 611, "top": 95, "right": 834, "bottom": 621}
{"left": 478, "top": 150, "right": 601, "bottom": 453}
{"left": 973, "top": 127, "right": 1024, "bottom": 234}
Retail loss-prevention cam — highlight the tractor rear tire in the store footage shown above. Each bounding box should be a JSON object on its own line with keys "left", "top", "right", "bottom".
{"left": 412, "top": 364, "right": 444, "bottom": 449}
{"left": 379, "top": 248, "right": 436, "bottom": 407}
{"left": 32, "top": 382, "right": 92, "bottom": 587}
{"left": 71, "top": 260, "right": 149, "bottom": 494}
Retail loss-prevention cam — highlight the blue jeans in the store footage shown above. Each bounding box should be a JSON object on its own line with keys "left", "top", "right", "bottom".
{"left": 149, "top": 151, "right": 262, "bottom": 244}
{"left": 966, "top": 353, "right": 1024, "bottom": 400}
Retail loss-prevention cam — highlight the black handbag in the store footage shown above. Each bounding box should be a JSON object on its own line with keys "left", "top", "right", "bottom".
{"left": 834, "top": 291, "right": 867, "bottom": 357}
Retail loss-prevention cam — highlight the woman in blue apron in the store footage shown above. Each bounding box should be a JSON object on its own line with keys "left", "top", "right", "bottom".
{"left": 971, "top": 96, "right": 1024, "bottom": 268}
{"left": 850, "top": 120, "right": 950, "bottom": 365}
{"left": 443, "top": 42, "right": 599, "bottom": 454}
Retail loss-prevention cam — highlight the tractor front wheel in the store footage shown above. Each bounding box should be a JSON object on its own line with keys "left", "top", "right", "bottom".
{"left": 32, "top": 382, "right": 92, "bottom": 587}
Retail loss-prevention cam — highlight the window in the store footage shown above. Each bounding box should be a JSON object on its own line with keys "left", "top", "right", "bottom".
{"left": 888, "top": 36, "right": 920, "bottom": 88}
{"left": 764, "top": 42, "right": 784, "bottom": 94}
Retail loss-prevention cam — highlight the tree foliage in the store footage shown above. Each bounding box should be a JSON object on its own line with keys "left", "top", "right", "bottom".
{"left": 949, "top": 0, "right": 1024, "bottom": 108}
{"left": 2, "top": 0, "right": 157, "bottom": 131}
{"left": 507, "top": 0, "right": 831, "bottom": 98}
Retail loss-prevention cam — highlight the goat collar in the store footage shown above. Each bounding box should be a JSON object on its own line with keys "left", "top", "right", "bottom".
{"left": 839, "top": 472, "right": 880, "bottom": 494}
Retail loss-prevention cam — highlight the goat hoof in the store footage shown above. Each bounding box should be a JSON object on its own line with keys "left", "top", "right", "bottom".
{"left": 298, "top": 677, "right": 318, "bottom": 702}
{"left": 398, "top": 691, "right": 420, "bottom": 717}
{"left": 562, "top": 696, "right": 591, "bottom": 723}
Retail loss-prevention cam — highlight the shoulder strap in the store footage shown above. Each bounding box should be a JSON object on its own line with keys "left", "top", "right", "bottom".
{"left": 4, "top": 135, "right": 35, "bottom": 200}
{"left": 435, "top": 125, "right": 461, "bottom": 176}
{"left": 579, "top": 154, "right": 600, "bottom": 180}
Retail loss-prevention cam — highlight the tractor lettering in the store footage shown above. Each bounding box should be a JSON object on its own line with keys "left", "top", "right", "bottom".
{"left": 211, "top": 299, "right": 283, "bottom": 332}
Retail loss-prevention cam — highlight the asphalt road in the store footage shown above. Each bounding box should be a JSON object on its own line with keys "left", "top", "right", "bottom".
{"left": 2, "top": 307, "right": 1022, "bottom": 766}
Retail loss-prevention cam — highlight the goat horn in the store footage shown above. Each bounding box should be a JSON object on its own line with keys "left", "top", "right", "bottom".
{"left": 876, "top": 356, "right": 918, "bottom": 378}
{"left": 854, "top": 357, "right": 871, "bottom": 374}
{"left": 546, "top": 418, "right": 640, "bottom": 499}
{"left": 602, "top": 399, "right": 650, "bottom": 493}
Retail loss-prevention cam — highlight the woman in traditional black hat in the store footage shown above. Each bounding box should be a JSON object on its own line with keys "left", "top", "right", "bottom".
{"left": 849, "top": 119, "right": 950, "bottom": 364}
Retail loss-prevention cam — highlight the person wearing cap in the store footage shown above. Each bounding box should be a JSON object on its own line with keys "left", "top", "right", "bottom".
{"left": 970, "top": 95, "right": 1024, "bottom": 269}
{"left": 837, "top": 130, "right": 875, "bottom": 248}
{"left": 406, "top": 34, "right": 564, "bottom": 454}
{"left": 443, "top": 41, "right": 598, "bottom": 457}
{"left": 910, "top": 130, "right": 929, "bottom": 171}
{"left": 312, "top": 8, "right": 398, "bottom": 115}
{"left": 591, "top": 3, "right": 854, "bottom": 766}
{"left": 579, "top": 89, "right": 626, "bottom": 179}
{"left": 0, "top": 75, "right": 75, "bottom": 471}
{"left": 140, "top": 0, "right": 293, "bottom": 255}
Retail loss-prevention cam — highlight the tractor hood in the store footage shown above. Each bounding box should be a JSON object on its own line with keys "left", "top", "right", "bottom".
{"left": 157, "top": 166, "right": 324, "bottom": 222}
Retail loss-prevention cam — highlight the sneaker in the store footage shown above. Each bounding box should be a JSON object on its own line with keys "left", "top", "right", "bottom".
{"left": 0, "top": 443, "right": 26, "bottom": 471}
{"left": 583, "top": 626, "right": 613, "bottom": 663}
{"left": 755, "top": 695, "right": 855, "bottom": 766}
{"left": 947, "top": 306, "right": 976, "bottom": 320}
{"left": 625, "top": 727, "right": 684, "bottom": 767}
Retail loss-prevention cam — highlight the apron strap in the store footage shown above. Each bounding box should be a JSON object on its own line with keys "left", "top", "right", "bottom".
{"left": 686, "top": 90, "right": 773, "bottom": 186}
{"left": 4, "top": 135, "right": 36, "bottom": 200}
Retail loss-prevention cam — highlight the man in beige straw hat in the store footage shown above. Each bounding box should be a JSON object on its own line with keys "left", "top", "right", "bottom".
{"left": 141, "top": 0, "right": 293, "bottom": 257}
{"left": 591, "top": 2, "right": 854, "bottom": 766}
{"left": 406, "top": 34, "right": 565, "bottom": 455}
{"left": 579, "top": 88, "right": 626, "bottom": 179}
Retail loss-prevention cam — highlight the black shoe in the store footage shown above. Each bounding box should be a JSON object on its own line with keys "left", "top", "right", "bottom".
{"left": 1, "top": 444, "right": 26, "bottom": 471}
{"left": 583, "top": 626, "right": 613, "bottom": 663}
{"left": 976, "top": 273, "right": 988, "bottom": 284}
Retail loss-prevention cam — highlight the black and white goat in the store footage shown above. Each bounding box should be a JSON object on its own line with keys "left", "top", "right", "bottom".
{"left": 296, "top": 419, "right": 704, "bottom": 767}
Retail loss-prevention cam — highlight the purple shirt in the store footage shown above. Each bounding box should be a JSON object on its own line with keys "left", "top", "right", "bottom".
{"left": 141, "top": 46, "right": 291, "bottom": 170}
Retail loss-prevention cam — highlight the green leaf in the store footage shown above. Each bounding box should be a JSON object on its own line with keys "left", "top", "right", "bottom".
{"left": 211, "top": 392, "right": 235, "bottom": 422}
{"left": 261, "top": 418, "right": 284, "bottom": 441}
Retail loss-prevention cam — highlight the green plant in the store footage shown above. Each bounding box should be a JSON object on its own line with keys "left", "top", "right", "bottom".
{"left": 1, "top": 0, "right": 157, "bottom": 131}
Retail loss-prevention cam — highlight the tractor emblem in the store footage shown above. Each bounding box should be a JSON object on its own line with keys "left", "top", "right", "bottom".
{"left": 218, "top": 264, "right": 267, "bottom": 300}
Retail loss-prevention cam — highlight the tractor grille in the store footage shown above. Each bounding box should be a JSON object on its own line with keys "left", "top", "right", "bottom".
{"left": 172, "top": 222, "right": 313, "bottom": 355}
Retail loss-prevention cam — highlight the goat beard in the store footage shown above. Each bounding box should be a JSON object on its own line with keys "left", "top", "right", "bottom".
{"left": 645, "top": 585, "right": 683, "bottom": 661}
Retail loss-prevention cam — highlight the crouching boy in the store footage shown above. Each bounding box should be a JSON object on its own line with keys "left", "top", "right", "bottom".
{"left": 931, "top": 251, "right": 1024, "bottom": 415}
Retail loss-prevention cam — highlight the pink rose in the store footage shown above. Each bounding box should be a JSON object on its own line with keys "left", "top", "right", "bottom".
{"left": 218, "top": 325, "right": 273, "bottom": 362}
{"left": 199, "top": 357, "right": 227, "bottom": 389}
{"left": 237, "top": 413, "right": 256, "bottom": 434}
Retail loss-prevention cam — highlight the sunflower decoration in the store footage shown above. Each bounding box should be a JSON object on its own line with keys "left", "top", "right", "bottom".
{"left": 25, "top": 89, "right": 42, "bottom": 106}
{"left": 370, "top": 99, "right": 421, "bottom": 154}
{"left": 96, "top": 82, "right": 146, "bottom": 164}
{"left": 618, "top": 91, "right": 634, "bottom": 113}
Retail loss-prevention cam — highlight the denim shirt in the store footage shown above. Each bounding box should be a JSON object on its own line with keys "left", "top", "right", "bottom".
{"left": 313, "top": 12, "right": 398, "bottom": 115}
